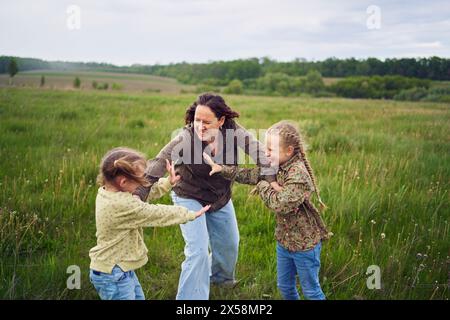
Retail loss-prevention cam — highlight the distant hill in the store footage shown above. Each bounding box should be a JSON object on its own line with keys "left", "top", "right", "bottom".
{"left": 0, "top": 70, "right": 195, "bottom": 94}
{"left": 0, "top": 56, "right": 123, "bottom": 74}
{"left": 1, "top": 55, "right": 449, "bottom": 83}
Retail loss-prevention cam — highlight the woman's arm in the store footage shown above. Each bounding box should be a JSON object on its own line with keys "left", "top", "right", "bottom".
{"left": 133, "top": 130, "right": 187, "bottom": 201}
{"left": 234, "top": 122, "right": 277, "bottom": 182}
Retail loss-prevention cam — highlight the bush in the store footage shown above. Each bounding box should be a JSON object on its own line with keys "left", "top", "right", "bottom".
{"left": 252, "top": 71, "right": 325, "bottom": 96}
{"left": 393, "top": 87, "right": 429, "bottom": 101}
{"left": 96, "top": 82, "right": 109, "bottom": 90}
{"left": 91, "top": 82, "right": 109, "bottom": 90}
{"left": 143, "top": 88, "right": 161, "bottom": 93}
{"left": 304, "top": 70, "right": 325, "bottom": 94}
{"left": 111, "top": 83, "right": 123, "bottom": 90}
{"left": 203, "top": 78, "right": 228, "bottom": 86}
{"left": 330, "top": 75, "right": 430, "bottom": 99}
{"left": 421, "top": 86, "right": 450, "bottom": 102}
{"left": 223, "top": 79, "right": 243, "bottom": 94}
{"left": 195, "top": 85, "right": 221, "bottom": 94}
{"left": 314, "top": 91, "right": 336, "bottom": 98}
{"left": 427, "top": 86, "right": 450, "bottom": 96}
{"left": 422, "top": 94, "right": 450, "bottom": 103}
{"left": 73, "top": 77, "right": 81, "bottom": 88}
{"left": 393, "top": 86, "right": 450, "bottom": 102}
{"left": 256, "top": 73, "right": 301, "bottom": 96}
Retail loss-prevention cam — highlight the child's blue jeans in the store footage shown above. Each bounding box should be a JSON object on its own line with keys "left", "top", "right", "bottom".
{"left": 89, "top": 265, "right": 145, "bottom": 300}
{"left": 276, "top": 241, "right": 326, "bottom": 300}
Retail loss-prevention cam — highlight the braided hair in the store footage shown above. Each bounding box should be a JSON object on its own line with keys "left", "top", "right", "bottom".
{"left": 267, "top": 120, "right": 327, "bottom": 210}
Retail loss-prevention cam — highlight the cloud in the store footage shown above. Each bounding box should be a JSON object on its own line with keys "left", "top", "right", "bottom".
{"left": 0, "top": 0, "right": 448, "bottom": 65}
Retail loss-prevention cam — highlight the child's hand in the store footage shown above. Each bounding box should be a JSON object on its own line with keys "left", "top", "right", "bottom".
{"left": 249, "top": 187, "right": 259, "bottom": 196}
{"left": 195, "top": 204, "right": 211, "bottom": 218}
{"left": 166, "top": 159, "right": 181, "bottom": 186}
{"left": 270, "top": 181, "right": 283, "bottom": 192}
{"left": 203, "top": 152, "right": 223, "bottom": 176}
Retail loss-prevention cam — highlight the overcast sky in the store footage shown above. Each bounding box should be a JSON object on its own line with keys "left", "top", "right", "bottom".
{"left": 1, "top": 0, "right": 449, "bottom": 65}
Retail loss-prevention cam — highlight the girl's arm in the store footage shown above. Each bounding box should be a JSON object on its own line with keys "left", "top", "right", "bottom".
{"left": 256, "top": 165, "right": 313, "bottom": 214}
{"left": 203, "top": 152, "right": 260, "bottom": 185}
{"left": 147, "top": 177, "right": 172, "bottom": 201}
{"left": 117, "top": 196, "right": 210, "bottom": 229}
{"left": 227, "top": 166, "right": 261, "bottom": 185}
{"left": 234, "top": 122, "right": 277, "bottom": 183}
{"left": 146, "top": 160, "right": 181, "bottom": 201}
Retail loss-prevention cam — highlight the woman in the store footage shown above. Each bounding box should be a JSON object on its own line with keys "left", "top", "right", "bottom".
{"left": 134, "top": 93, "right": 276, "bottom": 300}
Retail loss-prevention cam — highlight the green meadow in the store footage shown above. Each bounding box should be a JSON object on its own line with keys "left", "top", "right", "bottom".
{"left": 0, "top": 85, "right": 448, "bottom": 299}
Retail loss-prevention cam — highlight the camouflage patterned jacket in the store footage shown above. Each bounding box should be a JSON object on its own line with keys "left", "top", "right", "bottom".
{"left": 222, "top": 154, "right": 330, "bottom": 252}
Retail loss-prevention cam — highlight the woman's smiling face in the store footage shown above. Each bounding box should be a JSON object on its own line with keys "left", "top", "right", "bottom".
{"left": 194, "top": 105, "right": 225, "bottom": 142}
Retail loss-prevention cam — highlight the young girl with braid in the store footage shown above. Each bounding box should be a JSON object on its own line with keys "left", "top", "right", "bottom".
{"left": 204, "top": 120, "right": 331, "bottom": 300}
{"left": 89, "top": 147, "right": 210, "bottom": 300}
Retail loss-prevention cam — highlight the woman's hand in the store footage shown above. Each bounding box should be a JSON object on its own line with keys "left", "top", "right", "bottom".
{"left": 166, "top": 159, "right": 181, "bottom": 186}
{"left": 195, "top": 204, "right": 211, "bottom": 218}
{"left": 203, "top": 152, "right": 223, "bottom": 176}
{"left": 270, "top": 181, "right": 283, "bottom": 192}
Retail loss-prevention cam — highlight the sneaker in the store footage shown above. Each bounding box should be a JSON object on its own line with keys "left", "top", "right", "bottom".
{"left": 211, "top": 279, "right": 241, "bottom": 289}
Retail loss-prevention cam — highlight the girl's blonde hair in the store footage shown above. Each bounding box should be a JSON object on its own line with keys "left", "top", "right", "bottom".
{"left": 97, "top": 147, "right": 150, "bottom": 187}
{"left": 267, "top": 120, "right": 327, "bottom": 210}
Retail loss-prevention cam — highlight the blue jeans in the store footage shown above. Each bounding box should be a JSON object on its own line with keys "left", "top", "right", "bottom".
{"left": 89, "top": 265, "right": 145, "bottom": 300}
{"left": 276, "top": 242, "right": 325, "bottom": 300}
{"left": 171, "top": 191, "right": 240, "bottom": 300}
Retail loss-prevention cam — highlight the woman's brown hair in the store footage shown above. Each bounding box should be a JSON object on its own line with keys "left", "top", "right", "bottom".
{"left": 185, "top": 93, "right": 240, "bottom": 129}
{"left": 96, "top": 147, "right": 150, "bottom": 187}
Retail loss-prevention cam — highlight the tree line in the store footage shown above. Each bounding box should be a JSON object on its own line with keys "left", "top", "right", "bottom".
{"left": 2, "top": 55, "right": 448, "bottom": 102}
{"left": 1, "top": 56, "right": 449, "bottom": 81}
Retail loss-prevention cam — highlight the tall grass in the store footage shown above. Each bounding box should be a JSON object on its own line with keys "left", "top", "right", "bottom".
{"left": 0, "top": 87, "right": 448, "bottom": 299}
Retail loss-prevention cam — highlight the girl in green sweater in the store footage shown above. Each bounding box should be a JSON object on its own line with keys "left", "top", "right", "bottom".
{"left": 89, "top": 147, "right": 210, "bottom": 300}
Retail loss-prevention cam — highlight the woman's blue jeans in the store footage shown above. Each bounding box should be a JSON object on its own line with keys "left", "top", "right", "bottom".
{"left": 171, "top": 191, "right": 240, "bottom": 300}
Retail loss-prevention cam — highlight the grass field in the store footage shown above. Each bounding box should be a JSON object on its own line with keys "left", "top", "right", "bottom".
{"left": 0, "top": 85, "right": 449, "bottom": 300}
